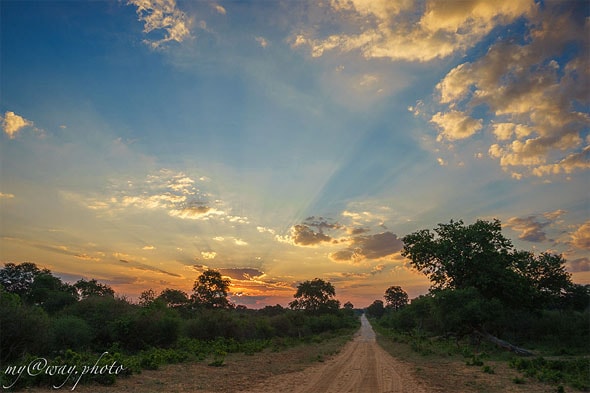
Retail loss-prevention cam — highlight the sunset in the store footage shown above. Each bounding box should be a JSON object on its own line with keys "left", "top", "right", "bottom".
{"left": 1, "top": 0, "right": 588, "bottom": 310}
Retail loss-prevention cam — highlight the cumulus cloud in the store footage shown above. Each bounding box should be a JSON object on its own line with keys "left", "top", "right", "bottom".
{"left": 1, "top": 111, "right": 33, "bottom": 138}
{"left": 506, "top": 216, "right": 550, "bottom": 242}
{"left": 283, "top": 216, "right": 342, "bottom": 246}
{"left": 291, "top": 0, "right": 533, "bottom": 62}
{"left": 432, "top": 5, "right": 589, "bottom": 177}
{"left": 290, "top": 224, "right": 334, "bottom": 246}
{"left": 200, "top": 251, "right": 217, "bottom": 260}
{"left": 570, "top": 221, "right": 590, "bottom": 250}
{"left": 128, "top": 0, "right": 192, "bottom": 49}
{"left": 330, "top": 231, "right": 403, "bottom": 263}
{"left": 430, "top": 110, "right": 483, "bottom": 141}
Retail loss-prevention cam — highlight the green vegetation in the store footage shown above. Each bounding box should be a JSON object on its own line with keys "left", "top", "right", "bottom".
{"left": 370, "top": 219, "right": 590, "bottom": 392}
{"left": 0, "top": 266, "right": 359, "bottom": 391}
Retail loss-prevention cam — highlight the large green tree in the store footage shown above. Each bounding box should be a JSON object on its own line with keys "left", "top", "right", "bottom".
{"left": 401, "top": 219, "right": 572, "bottom": 309}
{"left": 191, "top": 269, "right": 233, "bottom": 309}
{"left": 289, "top": 278, "right": 339, "bottom": 314}
{"left": 384, "top": 286, "right": 409, "bottom": 310}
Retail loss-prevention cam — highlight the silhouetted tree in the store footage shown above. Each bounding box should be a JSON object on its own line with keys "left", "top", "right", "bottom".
{"left": 366, "top": 300, "right": 385, "bottom": 318}
{"left": 74, "top": 279, "right": 114, "bottom": 299}
{"left": 158, "top": 288, "right": 190, "bottom": 308}
{"left": 191, "top": 269, "right": 233, "bottom": 309}
{"left": 384, "top": 286, "right": 408, "bottom": 310}
{"left": 289, "top": 278, "right": 339, "bottom": 314}
{"left": 0, "top": 262, "right": 48, "bottom": 296}
{"left": 138, "top": 288, "right": 157, "bottom": 307}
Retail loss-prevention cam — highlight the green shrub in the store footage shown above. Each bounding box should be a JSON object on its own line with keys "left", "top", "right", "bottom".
{"left": 0, "top": 291, "right": 51, "bottom": 362}
{"left": 51, "top": 315, "right": 93, "bottom": 351}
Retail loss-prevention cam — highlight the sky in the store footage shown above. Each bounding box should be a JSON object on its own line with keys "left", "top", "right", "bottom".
{"left": 1, "top": 0, "right": 589, "bottom": 309}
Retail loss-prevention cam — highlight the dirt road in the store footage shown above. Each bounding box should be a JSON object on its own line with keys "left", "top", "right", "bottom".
{"left": 239, "top": 314, "right": 429, "bottom": 393}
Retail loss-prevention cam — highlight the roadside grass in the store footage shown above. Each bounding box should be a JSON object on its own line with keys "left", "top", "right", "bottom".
{"left": 372, "top": 321, "right": 589, "bottom": 393}
{"left": 1, "top": 326, "right": 358, "bottom": 392}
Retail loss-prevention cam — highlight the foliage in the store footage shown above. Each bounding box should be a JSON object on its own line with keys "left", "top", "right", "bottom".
{"left": 289, "top": 278, "right": 340, "bottom": 314}
{"left": 0, "top": 288, "right": 51, "bottom": 362}
{"left": 191, "top": 269, "right": 233, "bottom": 309}
{"left": 74, "top": 279, "right": 114, "bottom": 299}
{"left": 384, "top": 286, "right": 409, "bottom": 310}
{"left": 0, "top": 262, "right": 47, "bottom": 296}
{"left": 158, "top": 288, "right": 190, "bottom": 308}
{"left": 50, "top": 315, "right": 93, "bottom": 351}
{"left": 510, "top": 357, "right": 590, "bottom": 391}
{"left": 401, "top": 219, "right": 573, "bottom": 310}
{"left": 366, "top": 299, "right": 385, "bottom": 318}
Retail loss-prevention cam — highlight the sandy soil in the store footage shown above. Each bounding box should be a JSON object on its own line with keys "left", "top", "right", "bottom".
{"left": 238, "top": 314, "right": 429, "bottom": 393}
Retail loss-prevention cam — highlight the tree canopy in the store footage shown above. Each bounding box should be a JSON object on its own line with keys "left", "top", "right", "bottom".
{"left": 384, "top": 286, "right": 408, "bottom": 310}
{"left": 401, "top": 219, "right": 574, "bottom": 309}
{"left": 191, "top": 269, "right": 233, "bottom": 309}
{"left": 289, "top": 278, "right": 339, "bottom": 314}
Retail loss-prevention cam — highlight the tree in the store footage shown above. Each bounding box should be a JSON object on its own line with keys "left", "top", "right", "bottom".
{"left": 401, "top": 219, "right": 573, "bottom": 309}
{"left": 384, "top": 286, "right": 408, "bottom": 310}
{"left": 74, "top": 279, "right": 114, "bottom": 299}
{"left": 512, "top": 252, "right": 572, "bottom": 306}
{"left": 191, "top": 269, "right": 233, "bottom": 309}
{"left": 289, "top": 278, "right": 339, "bottom": 314}
{"left": 0, "top": 262, "right": 48, "bottom": 296}
{"left": 28, "top": 272, "right": 78, "bottom": 313}
{"left": 158, "top": 288, "right": 190, "bottom": 308}
{"left": 138, "top": 288, "right": 157, "bottom": 307}
{"left": 366, "top": 300, "right": 385, "bottom": 318}
{"left": 343, "top": 301, "right": 354, "bottom": 309}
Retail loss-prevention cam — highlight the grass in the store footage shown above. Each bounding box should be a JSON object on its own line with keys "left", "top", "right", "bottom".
{"left": 371, "top": 320, "right": 589, "bottom": 393}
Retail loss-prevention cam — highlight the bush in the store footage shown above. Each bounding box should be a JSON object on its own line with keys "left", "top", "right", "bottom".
{"left": 63, "top": 296, "right": 136, "bottom": 349}
{"left": 51, "top": 315, "right": 93, "bottom": 351}
{"left": 0, "top": 291, "right": 51, "bottom": 362}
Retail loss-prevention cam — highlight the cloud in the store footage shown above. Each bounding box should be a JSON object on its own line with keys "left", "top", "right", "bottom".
{"left": 430, "top": 110, "right": 483, "bottom": 141}
{"left": 128, "top": 0, "right": 192, "bottom": 49}
{"left": 218, "top": 268, "right": 265, "bottom": 281}
{"left": 1, "top": 111, "right": 33, "bottom": 138}
{"left": 255, "top": 36, "right": 268, "bottom": 48}
{"left": 570, "top": 221, "right": 590, "bottom": 250}
{"left": 330, "top": 231, "right": 403, "bottom": 263}
{"left": 291, "top": 0, "right": 533, "bottom": 62}
{"left": 567, "top": 257, "right": 590, "bottom": 273}
{"left": 75, "top": 168, "right": 248, "bottom": 223}
{"left": 432, "top": 5, "right": 589, "bottom": 177}
{"left": 212, "top": 3, "right": 226, "bottom": 15}
{"left": 200, "top": 251, "right": 217, "bottom": 260}
{"left": 506, "top": 216, "right": 550, "bottom": 242}
{"left": 117, "top": 255, "right": 182, "bottom": 277}
{"left": 283, "top": 216, "right": 342, "bottom": 246}
{"left": 290, "top": 224, "right": 334, "bottom": 246}
{"left": 0, "top": 192, "right": 15, "bottom": 199}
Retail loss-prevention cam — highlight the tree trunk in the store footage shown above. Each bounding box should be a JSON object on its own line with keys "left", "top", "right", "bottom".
{"left": 475, "top": 330, "right": 534, "bottom": 356}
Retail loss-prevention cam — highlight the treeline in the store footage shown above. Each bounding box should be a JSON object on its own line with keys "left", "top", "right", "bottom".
{"left": 366, "top": 219, "right": 590, "bottom": 391}
{"left": 0, "top": 264, "right": 358, "bottom": 380}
